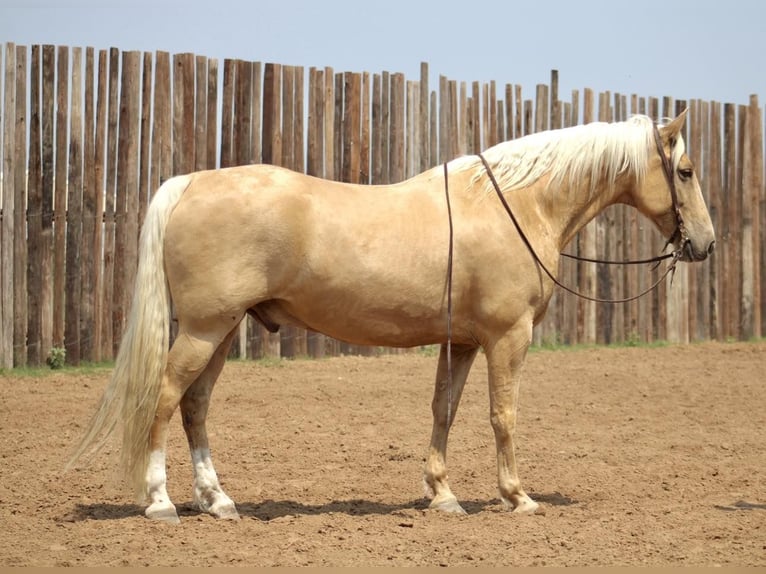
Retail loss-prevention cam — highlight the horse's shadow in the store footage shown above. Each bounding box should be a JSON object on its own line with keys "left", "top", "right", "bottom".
{"left": 713, "top": 500, "right": 766, "bottom": 512}
{"left": 60, "top": 491, "right": 577, "bottom": 523}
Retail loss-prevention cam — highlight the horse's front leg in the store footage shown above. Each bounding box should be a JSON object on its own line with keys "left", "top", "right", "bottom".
{"left": 485, "top": 324, "right": 540, "bottom": 514}
{"left": 423, "top": 343, "right": 479, "bottom": 514}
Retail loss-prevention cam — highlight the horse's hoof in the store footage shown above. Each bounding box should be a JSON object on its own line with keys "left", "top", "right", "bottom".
{"left": 145, "top": 504, "right": 181, "bottom": 524}
{"left": 211, "top": 504, "right": 240, "bottom": 520}
{"left": 429, "top": 497, "right": 467, "bottom": 515}
{"left": 513, "top": 501, "right": 542, "bottom": 515}
{"left": 503, "top": 496, "right": 542, "bottom": 516}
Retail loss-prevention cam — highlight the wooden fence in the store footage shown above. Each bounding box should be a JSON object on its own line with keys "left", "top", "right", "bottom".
{"left": 1, "top": 43, "right": 764, "bottom": 368}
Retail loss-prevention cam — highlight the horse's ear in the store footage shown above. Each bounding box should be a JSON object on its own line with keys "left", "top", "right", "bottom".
{"left": 660, "top": 108, "right": 688, "bottom": 142}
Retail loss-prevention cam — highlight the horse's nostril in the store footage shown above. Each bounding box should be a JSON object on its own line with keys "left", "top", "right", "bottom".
{"left": 707, "top": 240, "right": 716, "bottom": 255}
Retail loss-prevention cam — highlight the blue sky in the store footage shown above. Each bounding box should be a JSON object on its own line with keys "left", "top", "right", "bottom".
{"left": 1, "top": 0, "right": 764, "bottom": 107}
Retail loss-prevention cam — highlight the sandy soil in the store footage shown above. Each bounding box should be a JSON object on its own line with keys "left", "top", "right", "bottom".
{"left": 1, "top": 341, "right": 764, "bottom": 566}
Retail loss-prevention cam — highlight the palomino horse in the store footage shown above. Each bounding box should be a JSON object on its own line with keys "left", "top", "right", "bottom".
{"left": 68, "top": 110, "right": 715, "bottom": 523}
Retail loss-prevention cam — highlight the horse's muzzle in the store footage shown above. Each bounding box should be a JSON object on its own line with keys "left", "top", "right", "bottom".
{"left": 682, "top": 239, "right": 715, "bottom": 262}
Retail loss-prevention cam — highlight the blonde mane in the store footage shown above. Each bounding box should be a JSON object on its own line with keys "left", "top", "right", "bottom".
{"left": 451, "top": 115, "right": 683, "bottom": 201}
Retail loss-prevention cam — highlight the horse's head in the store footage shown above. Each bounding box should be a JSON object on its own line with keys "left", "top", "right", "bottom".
{"left": 633, "top": 109, "right": 716, "bottom": 262}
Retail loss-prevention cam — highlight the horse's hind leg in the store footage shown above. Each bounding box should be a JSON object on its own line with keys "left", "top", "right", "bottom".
{"left": 144, "top": 321, "right": 238, "bottom": 523}
{"left": 180, "top": 328, "right": 239, "bottom": 519}
{"left": 423, "top": 343, "right": 478, "bottom": 514}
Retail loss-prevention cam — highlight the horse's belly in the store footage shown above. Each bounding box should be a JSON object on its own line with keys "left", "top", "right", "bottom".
{"left": 257, "top": 298, "right": 445, "bottom": 348}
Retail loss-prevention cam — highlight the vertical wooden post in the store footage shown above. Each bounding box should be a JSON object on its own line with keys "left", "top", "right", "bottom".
{"left": 688, "top": 99, "right": 704, "bottom": 340}
{"left": 150, "top": 51, "right": 170, "bottom": 191}
{"left": 578, "top": 87, "right": 596, "bottom": 344}
{"left": 429, "top": 90, "right": 437, "bottom": 168}
{"left": 154, "top": 51, "right": 171, "bottom": 187}
{"left": 406, "top": 80, "right": 416, "bottom": 177}
{"left": 448, "top": 79, "right": 458, "bottom": 160}
{"left": 206, "top": 58, "right": 218, "bottom": 169}
{"left": 91, "top": 48, "right": 108, "bottom": 363}
{"left": 741, "top": 96, "right": 762, "bottom": 338}
{"left": 550, "top": 70, "right": 560, "bottom": 130}
{"left": 26, "top": 46, "right": 43, "bottom": 364}
{"left": 294, "top": 66, "right": 305, "bottom": 174}
{"left": 382, "top": 72, "right": 392, "bottom": 183}
{"left": 194, "top": 55, "right": 207, "bottom": 172}
{"left": 282, "top": 65, "right": 295, "bottom": 171}
{"left": 323, "top": 66, "right": 335, "bottom": 181}
{"left": 172, "top": 53, "right": 195, "bottom": 176}
{"left": 64, "top": 47, "right": 84, "bottom": 364}
{"left": 138, "top": 52, "right": 153, "bottom": 224}
{"left": 722, "top": 103, "right": 738, "bottom": 339}
{"left": 696, "top": 100, "right": 711, "bottom": 340}
{"left": 504, "top": 84, "right": 514, "bottom": 141}
{"left": 488, "top": 80, "right": 498, "bottom": 147}
{"left": 1, "top": 43, "right": 15, "bottom": 368}
{"left": 102, "top": 47, "right": 119, "bottom": 358}
{"left": 220, "top": 59, "right": 235, "bottom": 169}
{"left": 419, "top": 62, "right": 429, "bottom": 171}
{"left": 113, "top": 50, "right": 140, "bottom": 359}
{"left": 390, "top": 73, "right": 405, "bottom": 183}
{"left": 471, "top": 82, "right": 481, "bottom": 152}
{"left": 753, "top": 97, "right": 766, "bottom": 338}
{"left": 371, "top": 73, "right": 382, "bottom": 184}
{"left": 481, "top": 82, "right": 489, "bottom": 150}
{"left": 460, "top": 82, "right": 471, "bottom": 155}
{"left": 707, "top": 102, "right": 723, "bottom": 340}
{"left": 52, "top": 45, "right": 67, "bottom": 352}
{"left": 13, "top": 45, "right": 28, "bottom": 367}
{"left": 438, "top": 75, "right": 447, "bottom": 162}
{"left": 80, "top": 47, "right": 97, "bottom": 362}
{"left": 250, "top": 61, "right": 262, "bottom": 166}
{"left": 234, "top": 59, "right": 252, "bottom": 167}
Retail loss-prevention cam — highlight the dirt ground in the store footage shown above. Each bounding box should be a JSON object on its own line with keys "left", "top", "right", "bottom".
{"left": 1, "top": 341, "right": 764, "bottom": 566}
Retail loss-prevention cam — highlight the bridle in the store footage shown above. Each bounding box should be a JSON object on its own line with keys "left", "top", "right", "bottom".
{"left": 441, "top": 123, "right": 689, "bottom": 425}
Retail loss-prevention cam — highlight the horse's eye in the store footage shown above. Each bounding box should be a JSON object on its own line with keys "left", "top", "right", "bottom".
{"left": 678, "top": 168, "right": 693, "bottom": 181}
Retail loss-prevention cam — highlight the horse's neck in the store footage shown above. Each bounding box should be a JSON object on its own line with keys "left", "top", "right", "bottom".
{"left": 535, "top": 172, "right": 628, "bottom": 250}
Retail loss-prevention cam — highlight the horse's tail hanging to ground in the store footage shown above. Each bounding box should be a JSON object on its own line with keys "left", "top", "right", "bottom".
{"left": 66, "top": 174, "right": 191, "bottom": 501}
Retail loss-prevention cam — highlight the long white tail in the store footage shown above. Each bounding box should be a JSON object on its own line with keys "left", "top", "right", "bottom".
{"left": 66, "top": 174, "right": 190, "bottom": 501}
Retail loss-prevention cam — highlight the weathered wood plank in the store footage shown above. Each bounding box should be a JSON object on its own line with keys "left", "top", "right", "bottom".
{"left": 101, "top": 47, "right": 119, "bottom": 358}
{"left": 80, "top": 47, "right": 97, "bottom": 362}
{"left": 112, "top": 50, "right": 140, "bottom": 357}
{"left": 139, "top": 52, "right": 152, "bottom": 224}
{"left": 194, "top": 55, "right": 207, "bottom": 172}
{"left": 26, "top": 46, "right": 44, "bottom": 364}
{"left": 12, "top": 45, "right": 28, "bottom": 367}
{"left": 1, "top": 43, "right": 15, "bottom": 368}
{"left": 90, "top": 48, "right": 108, "bottom": 363}
{"left": 64, "top": 47, "right": 84, "bottom": 364}
{"left": 52, "top": 45, "right": 67, "bottom": 351}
